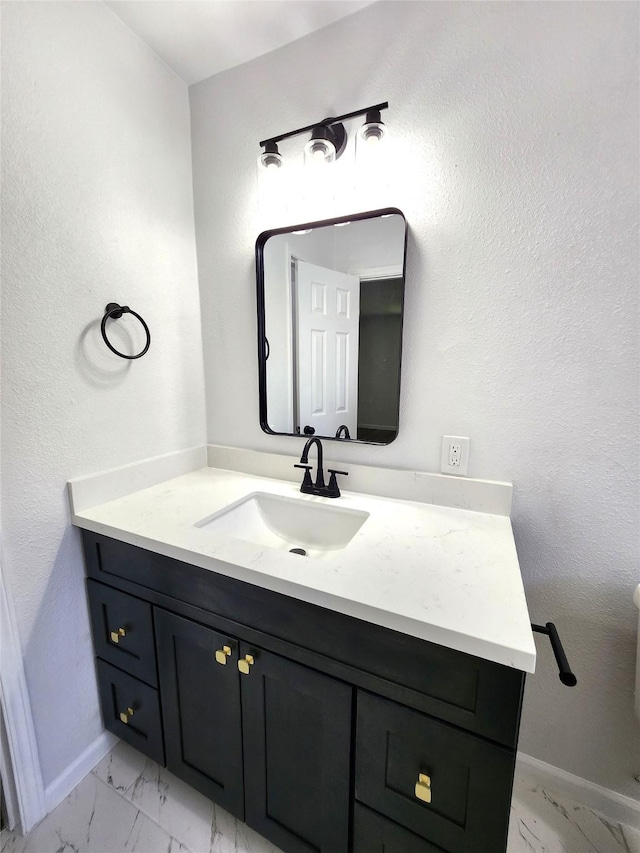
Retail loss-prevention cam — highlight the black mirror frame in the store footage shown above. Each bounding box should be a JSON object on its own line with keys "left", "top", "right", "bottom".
{"left": 256, "top": 207, "right": 408, "bottom": 445}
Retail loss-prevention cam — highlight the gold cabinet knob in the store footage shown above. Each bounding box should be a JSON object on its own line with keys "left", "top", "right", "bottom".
{"left": 238, "top": 654, "right": 255, "bottom": 675}
{"left": 415, "top": 772, "right": 432, "bottom": 804}
{"left": 110, "top": 627, "right": 126, "bottom": 644}
{"left": 215, "top": 645, "right": 232, "bottom": 665}
{"left": 119, "top": 706, "right": 134, "bottom": 724}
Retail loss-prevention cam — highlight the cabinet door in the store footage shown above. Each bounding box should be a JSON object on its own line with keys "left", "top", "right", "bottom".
{"left": 239, "top": 644, "right": 352, "bottom": 853}
{"left": 155, "top": 609, "right": 244, "bottom": 819}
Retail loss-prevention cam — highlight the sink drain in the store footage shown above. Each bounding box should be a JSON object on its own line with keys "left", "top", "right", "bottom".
{"left": 289, "top": 548, "right": 307, "bottom": 556}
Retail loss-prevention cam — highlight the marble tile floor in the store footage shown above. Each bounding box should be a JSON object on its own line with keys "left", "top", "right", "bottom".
{"left": 2, "top": 741, "right": 638, "bottom": 853}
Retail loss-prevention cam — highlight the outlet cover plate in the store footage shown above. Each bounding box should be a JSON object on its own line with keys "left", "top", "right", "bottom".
{"left": 441, "top": 436, "right": 470, "bottom": 476}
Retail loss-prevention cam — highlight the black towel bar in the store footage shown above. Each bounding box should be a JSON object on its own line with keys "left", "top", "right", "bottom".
{"left": 532, "top": 622, "right": 577, "bottom": 686}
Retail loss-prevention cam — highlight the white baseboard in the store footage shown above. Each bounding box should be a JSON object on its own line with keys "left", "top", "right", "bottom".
{"left": 517, "top": 752, "right": 640, "bottom": 828}
{"left": 44, "top": 731, "right": 118, "bottom": 814}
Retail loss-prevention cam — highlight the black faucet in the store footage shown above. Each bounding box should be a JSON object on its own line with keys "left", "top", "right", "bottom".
{"left": 335, "top": 424, "right": 351, "bottom": 440}
{"left": 294, "top": 437, "right": 348, "bottom": 498}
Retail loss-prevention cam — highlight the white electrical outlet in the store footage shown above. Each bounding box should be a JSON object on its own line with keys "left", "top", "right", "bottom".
{"left": 441, "top": 436, "right": 470, "bottom": 476}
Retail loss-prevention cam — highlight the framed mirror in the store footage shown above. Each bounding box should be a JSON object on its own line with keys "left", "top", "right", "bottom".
{"left": 256, "top": 208, "right": 407, "bottom": 445}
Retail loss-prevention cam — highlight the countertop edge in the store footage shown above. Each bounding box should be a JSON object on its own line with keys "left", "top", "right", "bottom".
{"left": 72, "top": 513, "right": 536, "bottom": 674}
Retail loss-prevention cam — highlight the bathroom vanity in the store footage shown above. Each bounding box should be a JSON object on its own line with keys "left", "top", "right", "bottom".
{"left": 70, "top": 450, "right": 536, "bottom": 853}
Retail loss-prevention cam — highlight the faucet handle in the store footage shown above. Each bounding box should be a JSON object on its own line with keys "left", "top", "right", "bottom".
{"left": 326, "top": 469, "right": 348, "bottom": 498}
{"left": 294, "top": 463, "right": 314, "bottom": 494}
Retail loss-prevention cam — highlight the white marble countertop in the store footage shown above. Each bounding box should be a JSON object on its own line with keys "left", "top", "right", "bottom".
{"left": 70, "top": 454, "right": 536, "bottom": 673}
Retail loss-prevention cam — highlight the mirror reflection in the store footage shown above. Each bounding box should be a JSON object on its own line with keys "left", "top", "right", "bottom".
{"left": 257, "top": 209, "right": 406, "bottom": 445}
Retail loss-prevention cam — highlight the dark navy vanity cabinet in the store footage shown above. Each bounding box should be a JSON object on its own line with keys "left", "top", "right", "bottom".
{"left": 82, "top": 529, "right": 525, "bottom": 853}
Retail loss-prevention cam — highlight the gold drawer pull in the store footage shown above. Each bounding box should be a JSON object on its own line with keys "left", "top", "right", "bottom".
{"left": 215, "top": 645, "right": 232, "bottom": 665}
{"left": 238, "top": 654, "right": 254, "bottom": 675}
{"left": 415, "top": 773, "right": 432, "bottom": 804}
{"left": 119, "top": 706, "right": 134, "bottom": 724}
{"left": 110, "top": 627, "right": 126, "bottom": 644}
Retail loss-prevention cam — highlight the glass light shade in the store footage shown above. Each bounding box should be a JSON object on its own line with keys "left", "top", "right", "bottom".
{"left": 259, "top": 150, "right": 283, "bottom": 170}
{"left": 355, "top": 117, "right": 390, "bottom": 166}
{"left": 303, "top": 137, "right": 336, "bottom": 167}
{"left": 302, "top": 143, "right": 337, "bottom": 218}
{"left": 257, "top": 150, "right": 289, "bottom": 226}
{"left": 355, "top": 120, "right": 391, "bottom": 209}
{"left": 357, "top": 120, "right": 387, "bottom": 146}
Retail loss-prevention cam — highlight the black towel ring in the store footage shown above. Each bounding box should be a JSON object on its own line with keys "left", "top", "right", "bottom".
{"left": 101, "top": 303, "right": 151, "bottom": 360}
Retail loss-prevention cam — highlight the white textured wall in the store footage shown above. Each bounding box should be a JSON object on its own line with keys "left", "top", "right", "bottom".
{"left": 1, "top": 2, "right": 206, "bottom": 787}
{"left": 191, "top": 2, "right": 639, "bottom": 797}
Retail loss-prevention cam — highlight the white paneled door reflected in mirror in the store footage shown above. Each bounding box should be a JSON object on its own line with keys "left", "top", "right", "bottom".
{"left": 256, "top": 209, "right": 407, "bottom": 445}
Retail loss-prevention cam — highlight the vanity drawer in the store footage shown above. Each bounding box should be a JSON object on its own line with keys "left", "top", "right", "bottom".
{"left": 355, "top": 692, "right": 515, "bottom": 853}
{"left": 95, "top": 659, "right": 164, "bottom": 765}
{"left": 354, "top": 803, "right": 444, "bottom": 852}
{"left": 87, "top": 580, "right": 157, "bottom": 686}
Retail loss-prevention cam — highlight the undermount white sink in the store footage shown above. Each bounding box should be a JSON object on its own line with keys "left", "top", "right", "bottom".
{"left": 195, "top": 491, "right": 369, "bottom": 557}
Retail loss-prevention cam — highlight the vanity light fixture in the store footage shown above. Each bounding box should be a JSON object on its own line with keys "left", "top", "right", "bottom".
{"left": 258, "top": 101, "right": 389, "bottom": 170}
